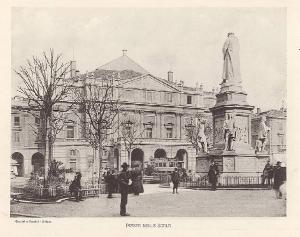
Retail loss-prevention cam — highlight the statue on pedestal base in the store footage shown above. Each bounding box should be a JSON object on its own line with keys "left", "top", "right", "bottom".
{"left": 255, "top": 116, "right": 270, "bottom": 153}
{"left": 223, "top": 114, "right": 236, "bottom": 151}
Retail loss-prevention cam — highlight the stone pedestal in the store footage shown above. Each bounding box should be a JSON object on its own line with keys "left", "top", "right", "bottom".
{"left": 196, "top": 82, "right": 270, "bottom": 177}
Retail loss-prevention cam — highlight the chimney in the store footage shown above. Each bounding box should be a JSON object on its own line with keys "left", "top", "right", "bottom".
{"left": 199, "top": 83, "right": 203, "bottom": 91}
{"left": 70, "top": 60, "right": 76, "bottom": 78}
{"left": 168, "top": 71, "right": 173, "bottom": 82}
{"left": 122, "top": 49, "right": 127, "bottom": 56}
{"left": 179, "top": 80, "right": 184, "bottom": 86}
{"left": 257, "top": 108, "right": 261, "bottom": 114}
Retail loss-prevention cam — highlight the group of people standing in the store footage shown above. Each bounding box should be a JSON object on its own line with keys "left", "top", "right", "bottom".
{"left": 170, "top": 161, "right": 220, "bottom": 193}
{"left": 170, "top": 159, "right": 286, "bottom": 199}
{"left": 68, "top": 162, "right": 144, "bottom": 216}
{"left": 262, "top": 160, "right": 286, "bottom": 199}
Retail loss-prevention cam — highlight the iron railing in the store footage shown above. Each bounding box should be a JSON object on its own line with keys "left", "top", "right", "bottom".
{"left": 157, "top": 174, "right": 273, "bottom": 188}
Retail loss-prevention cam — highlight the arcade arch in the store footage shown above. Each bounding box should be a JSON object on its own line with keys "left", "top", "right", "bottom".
{"left": 131, "top": 148, "right": 144, "bottom": 168}
{"left": 11, "top": 152, "right": 24, "bottom": 177}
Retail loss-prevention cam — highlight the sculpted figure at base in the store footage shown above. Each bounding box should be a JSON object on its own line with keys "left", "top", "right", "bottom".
{"left": 198, "top": 118, "right": 208, "bottom": 153}
{"left": 222, "top": 32, "right": 241, "bottom": 84}
{"left": 223, "top": 114, "right": 236, "bottom": 151}
{"left": 255, "top": 116, "right": 270, "bottom": 152}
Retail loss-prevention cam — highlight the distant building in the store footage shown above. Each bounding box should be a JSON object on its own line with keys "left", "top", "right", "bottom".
{"left": 251, "top": 108, "right": 287, "bottom": 164}
{"left": 11, "top": 51, "right": 216, "bottom": 178}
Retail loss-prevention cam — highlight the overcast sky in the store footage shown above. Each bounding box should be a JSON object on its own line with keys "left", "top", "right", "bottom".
{"left": 11, "top": 7, "right": 286, "bottom": 111}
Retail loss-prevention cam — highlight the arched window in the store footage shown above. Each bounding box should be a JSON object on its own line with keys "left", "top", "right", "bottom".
{"left": 154, "top": 149, "right": 167, "bottom": 158}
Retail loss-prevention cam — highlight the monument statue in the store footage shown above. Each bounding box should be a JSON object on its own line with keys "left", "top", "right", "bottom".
{"left": 222, "top": 32, "right": 241, "bottom": 84}
{"left": 198, "top": 118, "right": 208, "bottom": 153}
{"left": 255, "top": 116, "right": 271, "bottom": 152}
{"left": 223, "top": 114, "right": 236, "bottom": 151}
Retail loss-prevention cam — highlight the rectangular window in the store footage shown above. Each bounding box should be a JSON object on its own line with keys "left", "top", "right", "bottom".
{"left": 70, "top": 149, "right": 77, "bottom": 171}
{"left": 146, "top": 91, "right": 153, "bottom": 102}
{"left": 70, "top": 160, "right": 76, "bottom": 171}
{"left": 145, "top": 127, "right": 153, "bottom": 138}
{"left": 163, "top": 162, "right": 167, "bottom": 167}
{"left": 278, "top": 122, "right": 284, "bottom": 131}
{"left": 278, "top": 135, "right": 285, "bottom": 150}
{"left": 166, "top": 127, "right": 173, "bottom": 138}
{"left": 169, "top": 162, "right": 174, "bottom": 167}
{"left": 124, "top": 89, "right": 132, "bottom": 101}
{"left": 187, "top": 95, "right": 192, "bottom": 104}
{"left": 166, "top": 93, "right": 172, "bottom": 102}
{"left": 14, "top": 116, "right": 20, "bottom": 127}
{"left": 35, "top": 117, "right": 40, "bottom": 125}
{"left": 159, "top": 163, "right": 162, "bottom": 167}
{"left": 13, "top": 131, "right": 20, "bottom": 142}
{"left": 67, "top": 126, "right": 75, "bottom": 138}
{"left": 70, "top": 150, "right": 77, "bottom": 156}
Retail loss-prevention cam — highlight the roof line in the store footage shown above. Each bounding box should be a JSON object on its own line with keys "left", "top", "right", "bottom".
{"left": 119, "top": 73, "right": 180, "bottom": 92}
{"left": 96, "top": 55, "right": 149, "bottom": 74}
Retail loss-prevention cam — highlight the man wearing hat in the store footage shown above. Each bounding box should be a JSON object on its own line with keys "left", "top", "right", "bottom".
{"left": 208, "top": 161, "right": 220, "bottom": 191}
{"left": 273, "top": 161, "right": 286, "bottom": 199}
{"left": 171, "top": 168, "right": 180, "bottom": 194}
{"left": 118, "top": 162, "right": 132, "bottom": 216}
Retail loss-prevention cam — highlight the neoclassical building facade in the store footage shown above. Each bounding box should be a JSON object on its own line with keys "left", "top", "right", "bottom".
{"left": 11, "top": 51, "right": 216, "bottom": 178}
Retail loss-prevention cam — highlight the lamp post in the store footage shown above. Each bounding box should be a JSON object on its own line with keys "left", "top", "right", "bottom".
{"left": 124, "top": 120, "right": 134, "bottom": 165}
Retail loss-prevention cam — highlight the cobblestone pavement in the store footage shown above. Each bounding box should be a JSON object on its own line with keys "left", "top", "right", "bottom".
{"left": 10, "top": 185, "right": 286, "bottom": 217}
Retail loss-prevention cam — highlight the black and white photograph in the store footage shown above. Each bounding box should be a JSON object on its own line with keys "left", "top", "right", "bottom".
{"left": 9, "top": 7, "right": 287, "bottom": 218}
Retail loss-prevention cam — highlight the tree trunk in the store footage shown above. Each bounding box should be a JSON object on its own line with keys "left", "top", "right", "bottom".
{"left": 98, "top": 142, "right": 104, "bottom": 184}
{"left": 45, "top": 115, "right": 54, "bottom": 178}
{"left": 43, "top": 116, "right": 49, "bottom": 179}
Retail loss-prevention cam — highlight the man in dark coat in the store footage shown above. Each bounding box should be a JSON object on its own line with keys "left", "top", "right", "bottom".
{"left": 118, "top": 162, "right": 131, "bottom": 216}
{"left": 171, "top": 168, "right": 180, "bottom": 194}
{"left": 261, "top": 160, "right": 273, "bottom": 187}
{"left": 131, "top": 164, "right": 144, "bottom": 196}
{"left": 208, "top": 161, "right": 219, "bottom": 191}
{"left": 105, "top": 170, "right": 115, "bottom": 198}
{"left": 69, "top": 172, "right": 83, "bottom": 202}
{"left": 273, "top": 161, "right": 286, "bottom": 199}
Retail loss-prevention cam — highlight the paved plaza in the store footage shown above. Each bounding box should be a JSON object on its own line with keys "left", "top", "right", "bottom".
{"left": 10, "top": 184, "right": 286, "bottom": 217}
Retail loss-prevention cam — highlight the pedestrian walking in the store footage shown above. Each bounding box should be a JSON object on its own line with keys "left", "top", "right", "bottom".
{"left": 105, "top": 170, "right": 115, "bottom": 198}
{"left": 69, "top": 172, "right": 83, "bottom": 202}
{"left": 131, "top": 164, "right": 144, "bottom": 196}
{"left": 171, "top": 168, "right": 180, "bottom": 194}
{"left": 118, "top": 162, "right": 132, "bottom": 216}
{"left": 208, "top": 161, "right": 219, "bottom": 191}
{"left": 273, "top": 161, "right": 286, "bottom": 199}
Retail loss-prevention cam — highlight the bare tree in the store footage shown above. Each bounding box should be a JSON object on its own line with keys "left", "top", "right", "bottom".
{"left": 184, "top": 113, "right": 213, "bottom": 155}
{"left": 74, "top": 72, "right": 121, "bottom": 182}
{"left": 15, "top": 49, "right": 73, "bottom": 176}
{"left": 119, "top": 115, "right": 144, "bottom": 165}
